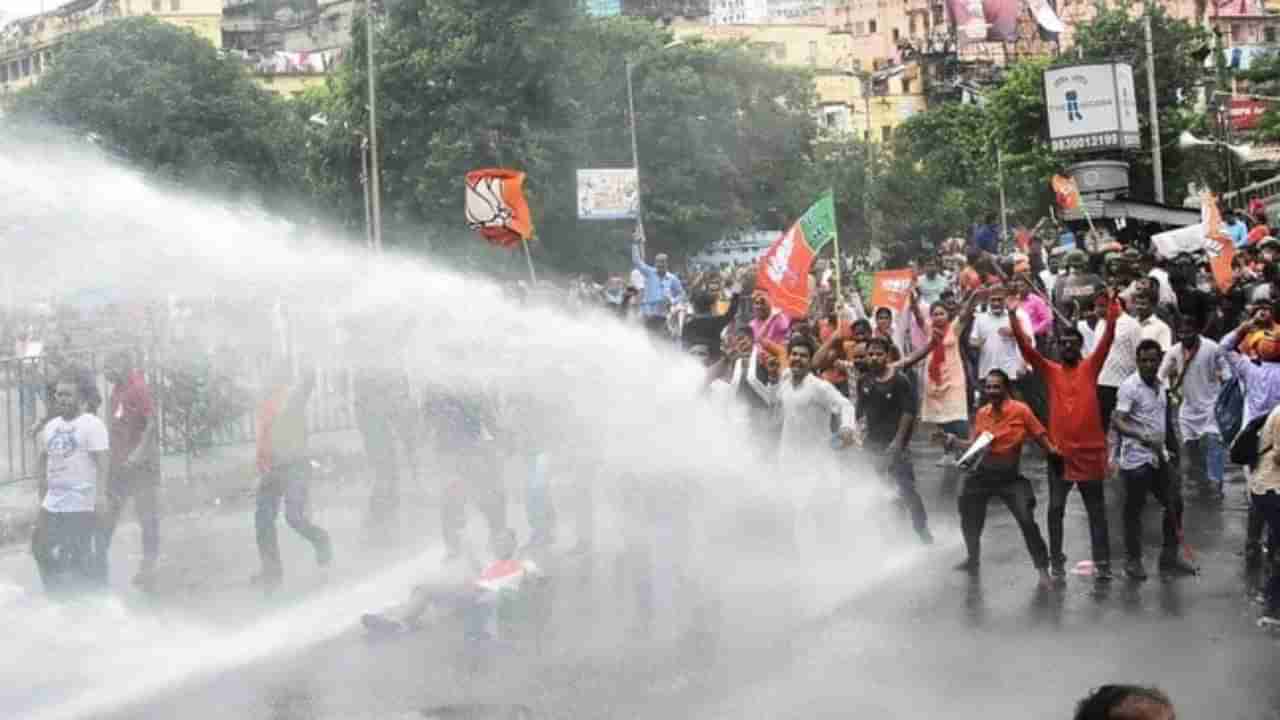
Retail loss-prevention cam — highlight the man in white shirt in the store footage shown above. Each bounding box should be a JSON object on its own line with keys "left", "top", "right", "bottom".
{"left": 30, "top": 375, "right": 110, "bottom": 593}
{"left": 1133, "top": 288, "right": 1172, "bottom": 351}
{"left": 968, "top": 285, "right": 1035, "bottom": 408}
{"left": 1160, "top": 315, "right": 1228, "bottom": 500}
{"left": 1096, "top": 294, "right": 1143, "bottom": 431}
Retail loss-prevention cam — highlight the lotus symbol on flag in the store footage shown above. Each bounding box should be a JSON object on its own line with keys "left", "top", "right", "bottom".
{"left": 464, "top": 168, "right": 534, "bottom": 249}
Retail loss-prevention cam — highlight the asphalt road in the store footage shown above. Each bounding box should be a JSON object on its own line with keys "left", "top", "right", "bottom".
{"left": 3, "top": 446, "right": 1278, "bottom": 720}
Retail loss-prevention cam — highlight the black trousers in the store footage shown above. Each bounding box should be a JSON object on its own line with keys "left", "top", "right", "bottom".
{"left": 1097, "top": 385, "right": 1119, "bottom": 433}
{"left": 1120, "top": 462, "right": 1183, "bottom": 561}
{"left": 31, "top": 509, "right": 99, "bottom": 592}
{"left": 96, "top": 464, "right": 161, "bottom": 580}
{"left": 1046, "top": 456, "right": 1110, "bottom": 565}
{"left": 256, "top": 461, "right": 332, "bottom": 576}
{"left": 959, "top": 468, "right": 1049, "bottom": 569}
{"left": 1013, "top": 375, "right": 1049, "bottom": 429}
{"left": 441, "top": 449, "right": 507, "bottom": 553}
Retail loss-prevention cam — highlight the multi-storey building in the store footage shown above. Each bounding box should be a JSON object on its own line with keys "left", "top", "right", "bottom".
{"left": 0, "top": 0, "right": 223, "bottom": 94}
{"left": 221, "top": 0, "right": 353, "bottom": 97}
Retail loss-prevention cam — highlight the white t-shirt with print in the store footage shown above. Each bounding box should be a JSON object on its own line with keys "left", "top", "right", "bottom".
{"left": 41, "top": 413, "right": 109, "bottom": 513}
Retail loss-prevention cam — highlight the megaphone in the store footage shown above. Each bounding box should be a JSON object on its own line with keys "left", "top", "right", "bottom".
{"left": 1180, "top": 130, "right": 1253, "bottom": 162}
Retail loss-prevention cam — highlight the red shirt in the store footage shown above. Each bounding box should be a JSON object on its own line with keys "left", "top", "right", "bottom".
{"left": 1011, "top": 299, "right": 1121, "bottom": 481}
{"left": 109, "top": 369, "right": 154, "bottom": 466}
{"left": 972, "top": 399, "right": 1047, "bottom": 463}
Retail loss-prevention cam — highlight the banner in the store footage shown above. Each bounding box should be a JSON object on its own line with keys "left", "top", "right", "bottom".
{"left": 870, "top": 268, "right": 916, "bottom": 314}
{"left": 577, "top": 168, "right": 639, "bottom": 220}
{"left": 465, "top": 168, "right": 534, "bottom": 249}
{"left": 1229, "top": 97, "right": 1268, "bottom": 131}
{"left": 756, "top": 191, "right": 837, "bottom": 319}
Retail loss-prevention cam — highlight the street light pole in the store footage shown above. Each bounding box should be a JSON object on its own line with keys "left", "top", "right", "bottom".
{"left": 626, "top": 58, "right": 644, "bottom": 258}
{"left": 365, "top": 0, "right": 383, "bottom": 253}
{"left": 1143, "top": 12, "right": 1164, "bottom": 204}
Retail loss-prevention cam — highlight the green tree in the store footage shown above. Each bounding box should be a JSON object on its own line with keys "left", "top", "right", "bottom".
{"left": 322, "top": 2, "right": 816, "bottom": 273}
{"left": 10, "top": 17, "right": 308, "bottom": 207}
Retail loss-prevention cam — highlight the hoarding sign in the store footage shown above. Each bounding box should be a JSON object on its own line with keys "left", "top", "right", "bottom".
{"left": 576, "top": 168, "right": 639, "bottom": 220}
{"left": 1043, "top": 63, "right": 1141, "bottom": 153}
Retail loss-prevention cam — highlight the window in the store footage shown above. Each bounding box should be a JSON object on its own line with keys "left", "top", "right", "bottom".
{"left": 909, "top": 16, "right": 917, "bottom": 34}
{"left": 773, "top": 43, "right": 787, "bottom": 61}
{"left": 20, "top": 57, "right": 30, "bottom": 77}
{"left": 854, "top": 21, "right": 865, "bottom": 34}
{"left": 901, "top": 77, "right": 912, "bottom": 94}
{"left": 881, "top": 125, "right": 892, "bottom": 142}
{"left": 151, "top": 0, "right": 161, "bottom": 11}
{"left": 869, "top": 19, "right": 877, "bottom": 33}
{"left": 933, "top": 7, "right": 944, "bottom": 24}
{"left": 1267, "top": 26, "right": 1277, "bottom": 43}
{"left": 892, "top": 27, "right": 900, "bottom": 41}
{"left": 808, "top": 40, "right": 818, "bottom": 65}
{"left": 1, "top": 65, "right": 7, "bottom": 83}
{"left": 170, "top": 0, "right": 181, "bottom": 9}
{"left": 1233, "top": 23, "right": 1243, "bottom": 42}
{"left": 33, "top": 53, "right": 40, "bottom": 74}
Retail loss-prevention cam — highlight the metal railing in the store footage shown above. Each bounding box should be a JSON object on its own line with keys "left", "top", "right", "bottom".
{"left": 0, "top": 347, "right": 355, "bottom": 487}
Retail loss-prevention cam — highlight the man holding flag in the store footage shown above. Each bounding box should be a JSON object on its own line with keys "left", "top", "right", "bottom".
{"left": 632, "top": 225, "right": 685, "bottom": 340}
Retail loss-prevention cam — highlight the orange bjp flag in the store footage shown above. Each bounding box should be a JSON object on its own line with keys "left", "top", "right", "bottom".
{"left": 1202, "top": 191, "right": 1235, "bottom": 292}
{"left": 1051, "top": 175, "right": 1080, "bottom": 211}
{"left": 465, "top": 168, "right": 534, "bottom": 249}
{"left": 870, "top": 268, "right": 916, "bottom": 314}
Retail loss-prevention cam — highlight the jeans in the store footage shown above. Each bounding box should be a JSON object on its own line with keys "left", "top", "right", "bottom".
{"left": 96, "top": 463, "right": 161, "bottom": 581}
{"left": 881, "top": 451, "right": 929, "bottom": 536}
{"left": 1047, "top": 456, "right": 1109, "bottom": 565}
{"left": 1182, "top": 434, "right": 1226, "bottom": 495}
{"left": 31, "top": 509, "right": 99, "bottom": 593}
{"left": 255, "top": 461, "right": 332, "bottom": 577}
{"left": 1251, "top": 491, "right": 1280, "bottom": 613}
{"left": 959, "top": 468, "right": 1050, "bottom": 569}
{"left": 441, "top": 449, "right": 507, "bottom": 553}
{"left": 1120, "top": 463, "right": 1183, "bottom": 561}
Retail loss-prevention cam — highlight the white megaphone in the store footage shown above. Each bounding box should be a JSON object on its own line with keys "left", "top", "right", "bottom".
{"left": 1179, "top": 130, "right": 1253, "bottom": 162}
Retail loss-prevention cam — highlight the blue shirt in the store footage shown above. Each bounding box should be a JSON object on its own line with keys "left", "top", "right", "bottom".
{"left": 1229, "top": 220, "right": 1249, "bottom": 249}
{"left": 1221, "top": 329, "right": 1280, "bottom": 425}
{"left": 632, "top": 243, "right": 685, "bottom": 318}
{"left": 973, "top": 224, "right": 1000, "bottom": 254}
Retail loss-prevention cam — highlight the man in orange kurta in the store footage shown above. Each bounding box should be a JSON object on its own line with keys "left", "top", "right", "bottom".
{"left": 1010, "top": 293, "right": 1121, "bottom": 582}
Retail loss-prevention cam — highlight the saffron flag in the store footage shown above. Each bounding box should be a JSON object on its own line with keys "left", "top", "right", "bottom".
{"left": 465, "top": 168, "right": 534, "bottom": 249}
{"left": 1202, "top": 191, "right": 1235, "bottom": 292}
{"left": 757, "top": 191, "right": 838, "bottom": 319}
{"left": 1051, "top": 175, "right": 1080, "bottom": 211}
{"left": 870, "top": 268, "right": 916, "bottom": 314}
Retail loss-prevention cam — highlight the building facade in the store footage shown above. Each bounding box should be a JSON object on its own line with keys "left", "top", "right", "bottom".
{"left": 0, "top": 0, "right": 222, "bottom": 93}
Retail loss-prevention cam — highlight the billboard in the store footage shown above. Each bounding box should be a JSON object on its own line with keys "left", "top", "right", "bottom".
{"left": 576, "top": 168, "right": 639, "bottom": 220}
{"left": 1044, "top": 63, "right": 1141, "bottom": 153}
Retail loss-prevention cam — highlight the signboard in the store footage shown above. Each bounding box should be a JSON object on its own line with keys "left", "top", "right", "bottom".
{"left": 1229, "top": 97, "right": 1268, "bottom": 131}
{"left": 1043, "top": 63, "right": 1141, "bottom": 153}
{"left": 576, "top": 168, "right": 639, "bottom": 220}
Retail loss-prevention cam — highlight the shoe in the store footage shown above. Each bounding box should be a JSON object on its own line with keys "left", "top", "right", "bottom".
{"left": 1124, "top": 559, "right": 1148, "bottom": 581}
{"left": 917, "top": 528, "right": 935, "bottom": 546}
{"left": 1159, "top": 553, "right": 1199, "bottom": 577}
{"left": 361, "top": 613, "right": 406, "bottom": 637}
{"left": 1094, "top": 562, "right": 1114, "bottom": 584}
{"left": 1245, "top": 543, "right": 1264, "bottom": 570}
{"left": 1258, "top": 614, "right": 1280, "bottom": 631}
{"left": 953, "top": 559, "right": 979, "bottom": 575}
{"left": 1037, "top": 569, "right": 1054, "bottom": 589}
{"left": 1050, "top": 557, "right": 1067, "bottom": 578}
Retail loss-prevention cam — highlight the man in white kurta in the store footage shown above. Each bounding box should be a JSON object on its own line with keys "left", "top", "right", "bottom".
{"left": 748, "top": 336, "right": 857, "bottom": 513}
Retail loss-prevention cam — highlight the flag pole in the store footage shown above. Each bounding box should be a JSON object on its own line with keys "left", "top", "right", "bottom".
{"left": 828, "top": 189, "right": 842, "bottom": 301}
{"left": 521, "top": 237, "right": 538, "bottom": 285}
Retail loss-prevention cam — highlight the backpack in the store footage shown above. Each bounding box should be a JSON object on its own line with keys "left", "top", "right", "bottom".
{"left": 1216, "top": 376, "right": 1245, "bottom": 447}
{"left": 1229, "top": 414, "right": 1270, "bottom": 470}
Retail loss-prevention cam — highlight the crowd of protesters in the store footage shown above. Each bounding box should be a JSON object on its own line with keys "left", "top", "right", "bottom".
{"left": 21, "top": 205, "right": 1280, "bottom": 651}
